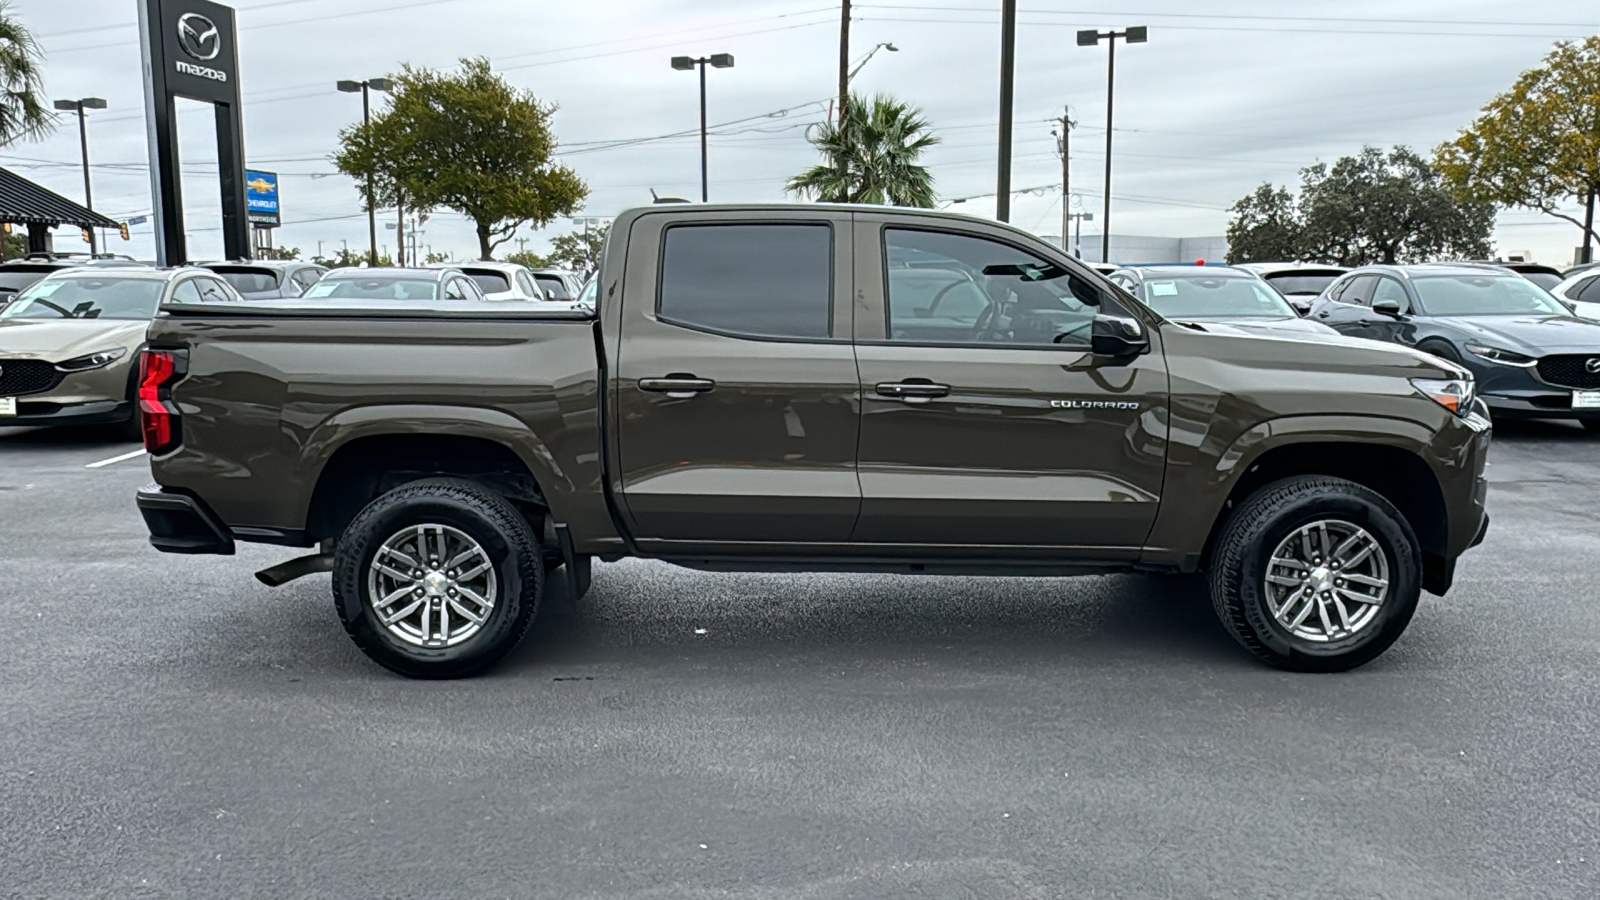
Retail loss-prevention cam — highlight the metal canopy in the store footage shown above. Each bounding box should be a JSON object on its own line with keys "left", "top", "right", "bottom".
{"left": 0, "top": 166, "right": 118, "bottom": 229}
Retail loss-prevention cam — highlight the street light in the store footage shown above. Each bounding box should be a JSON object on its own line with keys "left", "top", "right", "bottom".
{"left": 847, "top": 42, "right": 898, "bottom": 83}
{"left": 669, "top": 53, "right": 734, "bottom": 202}
{"left": 337, "top": 77, "right": 394, "bottom": 266}
{"left": 53, "top": 97, "right": 107, "bottom": 253}
{"left": 1077, "top": 25, "right": 1147, "bottom": 263}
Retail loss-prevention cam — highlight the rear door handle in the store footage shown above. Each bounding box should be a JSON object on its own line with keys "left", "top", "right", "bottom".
{"left": 638, "top": 375, "right": 715, "bottom": 399}
{"left": 875, "top": 380, "right": 951, "bottom": 404}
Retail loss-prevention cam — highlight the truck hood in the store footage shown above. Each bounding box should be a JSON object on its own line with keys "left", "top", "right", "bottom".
{"left": 1432, "top": 314, "right": 1600, "bottom": 355}
{"left": 1171, "top": 315, "right": 1340, "bottom": 338}
{"left": 0, "top": 318, "right": 149, "bottom": 363}
{"left": 1161, "top": 319, "right": 1467, "bottom": 380}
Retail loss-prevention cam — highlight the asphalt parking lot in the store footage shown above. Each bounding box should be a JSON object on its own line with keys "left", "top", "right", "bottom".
{"left": 2, "top": 421, "right": 1597, "bottom": 900}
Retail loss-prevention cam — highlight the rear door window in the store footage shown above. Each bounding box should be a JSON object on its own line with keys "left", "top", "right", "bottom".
{"left": 658, "top": 223, "right": 832, "bottom": 339}
{"left": 1576, "top": 275, "right": 1600, "bottom": 303}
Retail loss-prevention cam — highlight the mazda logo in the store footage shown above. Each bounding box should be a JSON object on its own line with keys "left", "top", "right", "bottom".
{"left": 176, "top": 13, "right": 220, "bottom": 61}
{"left": 1587, "top": 358, "right": 1600, "bottom": 375}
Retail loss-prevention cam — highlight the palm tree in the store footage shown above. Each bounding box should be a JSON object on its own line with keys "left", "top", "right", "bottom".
{"left": 787, "top": 93, "right": 940, "bottom": 207}
{"left": 0, "top": 3, "right": 51, "bottom": 147}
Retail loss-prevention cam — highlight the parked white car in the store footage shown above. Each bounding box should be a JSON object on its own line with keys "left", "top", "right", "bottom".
{"left": 1549, "top": 269, "right": 1600, "bottom": 320}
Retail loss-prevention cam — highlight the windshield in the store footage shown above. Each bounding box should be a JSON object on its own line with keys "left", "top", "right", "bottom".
{"left": 212, "top": 270, "right": 281, "bottom": 294}
{"left": 1263, "top": 273, "right": 1341, "bottom": 296}
{"left": 0, "top": 277, "right": 164, "bottom": 319}
{"left": 577, "top": 277, "right": 597, "bottom": 308}
{"left": 1412, "top": 275, "right": 1569, "bottom": 316}
{"left": 463, "top": 271, "right": 510, "bottom": 294}
{"left": 302, "top": 277, "right": 439, "bottom": 301}
{"left": 1141, "top": 276, "right": 1297, "bottom": 318}
{"left": 533, "top": 274, "right": 572, "bottom": 300}
{"left": 1520, "top": 272, "right": 1562, "bottom": 291}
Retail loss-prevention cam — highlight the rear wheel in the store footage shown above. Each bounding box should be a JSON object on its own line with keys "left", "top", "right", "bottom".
{"left": 1209, "top": 476, "right": 1421, "bottom": 672}
{"left": 333, "top": 478, "right": 541, "bottom": 679}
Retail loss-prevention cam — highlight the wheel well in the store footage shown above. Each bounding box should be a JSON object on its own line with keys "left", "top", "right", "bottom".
{"left": 1205, "top": 442, "right": 1449, "bottom": 584}
{"left": 305, "top": 434, "right": 548, "bottom": 543}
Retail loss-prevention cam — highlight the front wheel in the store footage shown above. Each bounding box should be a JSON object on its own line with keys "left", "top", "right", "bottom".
{"left": 333, "top": 478, "right": 542, "bottom": 679}
{"left": 1209, "top": 476, "right": 1421, "bottom": 672}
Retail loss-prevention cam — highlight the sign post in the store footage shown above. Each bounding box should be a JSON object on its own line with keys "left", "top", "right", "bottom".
{"left": 137, "top": 0, "right": 250, "bottom": 265}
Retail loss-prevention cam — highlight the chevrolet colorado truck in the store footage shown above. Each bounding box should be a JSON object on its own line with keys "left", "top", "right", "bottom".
{"left": 135, "top": 205, "right": 1491, "bottom": 678}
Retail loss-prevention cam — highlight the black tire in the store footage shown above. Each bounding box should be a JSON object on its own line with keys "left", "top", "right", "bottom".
{"left": 1209, "top": 476, "right": 1421, "bottom": 672}
{"left": 332, "top": 478, "right": 542, "bottom": 679}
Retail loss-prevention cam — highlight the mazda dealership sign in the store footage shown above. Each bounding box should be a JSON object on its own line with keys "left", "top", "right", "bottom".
{"left": 137, "top": 0, "right": 249, "bottom": 265}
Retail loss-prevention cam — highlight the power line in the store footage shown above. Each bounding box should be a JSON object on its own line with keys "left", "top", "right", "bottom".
{"left": 853, "top": 4, "right": 1598, "bottom": 29}
{"left": 855, "top": 14, "right": 1594, "bottom": 39}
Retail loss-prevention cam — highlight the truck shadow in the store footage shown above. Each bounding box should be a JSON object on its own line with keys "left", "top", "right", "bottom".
{"left": 497, "top": 565, "right": 1249, "bottom": 676}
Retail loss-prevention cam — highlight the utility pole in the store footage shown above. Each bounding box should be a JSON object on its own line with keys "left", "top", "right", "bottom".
{"left": 1053, "top": 108, "right": 1074, "bottom": 251}
{"left": 996, "top": 0, "right": 1017, "bottom": 222}
{"left": 838, "top": 0, "right": 851, "bottom": 124}
{"left": 670, "top": 54, "right": 735, "bottom": 202}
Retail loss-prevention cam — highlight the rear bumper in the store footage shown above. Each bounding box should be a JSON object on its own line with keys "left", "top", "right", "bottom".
{"left": 137, "top": 483, "right": 236, "bottom": 555}
{"left": 1, "top": 399, "right": 132, "bottom": 428}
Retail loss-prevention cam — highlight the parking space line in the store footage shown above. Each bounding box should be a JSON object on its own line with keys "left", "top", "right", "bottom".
{"left": 85, "top": 449, "right": 148, "bottom": 469}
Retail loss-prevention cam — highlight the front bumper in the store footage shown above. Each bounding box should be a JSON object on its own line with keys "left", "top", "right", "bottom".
{"left": 1480, "top": 391, "right": 1600, "bottom": 420}
{"left": 0, "top": 398, "right": 132, "bottom": 428}
{"left": 137, "top": 483, "right": 236, "bottom": 555}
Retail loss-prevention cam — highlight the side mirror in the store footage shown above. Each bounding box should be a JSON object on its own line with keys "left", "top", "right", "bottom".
{"left": 1289, "top": 297, "right": 1313, "bottom": 316}
{"left": 1091, "top": 314, "right": 1149, "bottom": 358}
{"left": 1372, "top": 298, "right": 1405, "bottom": 318}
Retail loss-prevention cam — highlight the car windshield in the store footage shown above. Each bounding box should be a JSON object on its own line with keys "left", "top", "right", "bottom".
{"left": 533, "top": 274, "right": 572, "bottom": 300}
{"left": 301, "top": 277, "right": 439, "bottom": 301}
{"left": 1412, "top": 275, "right": 1569, "bottom": 316}
{"left": 1141, "top": 276, "right": 1297, "bottom": 318}
{"left": 462, "top": 271, "right": 510, "bottom": 294}
{"left": 577, "top": 277, "right": 597, "bottom": 308}
{"left": 1263, "top": 273, "right": 1341, "bottom": 296}
{"left": 213, "top": 270, "right": 280, "bottom": 294}
{"left": 0, "top": 276, "right": 164, "bottom": 319}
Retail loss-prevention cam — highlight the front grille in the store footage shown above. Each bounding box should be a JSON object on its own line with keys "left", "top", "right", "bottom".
{"left": 0, "top": 359, "right": 62, "bottom": 396}
{"left": 1537, "top": 355, "right": 1600, "bottom": 390}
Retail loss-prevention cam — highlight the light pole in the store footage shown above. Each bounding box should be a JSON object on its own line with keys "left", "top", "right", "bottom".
{"left": 1077, "top": 26, "right": 1147, "bottom": 263}
{"left": 1069, "top": 210, "right": 1093, "bottom": 259}
{"left": 571, "top": 215, "right": 611, "bottom": 273}
{"left": 847, "top": 42, "right": 898, "bottom": 84}
{"left": 670, "top": 53, "right": 734, "bottom": 202}
{"left": 337, "top": 78, "right": 394, "bottom": 266}
{"left": 53, "top": 97, "right": 107, "bottom": 254}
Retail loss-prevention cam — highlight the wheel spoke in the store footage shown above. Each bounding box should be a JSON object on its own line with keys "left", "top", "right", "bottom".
{"left": 447, "top": 597, "right": 486, "bottom": 625}
{"left": 434, "top": 527, "right": 449, "bottom": 566}
{"left": 1286, "top": 593, "right": 1317, "bottom": 629}
{"left": 1300, "top": 527, "right": 1316, "bottom": 560}
{"left": 1266, "top": 572, "right": 1303, "bottom": 587}
{"left": 1340, "top": 571, "right": 1387, "bottom": 589}
{"left": 456, "top": 560, "right": 492, "bottom": 582}
{"left": 1315, "top": 594, "right": 1336, "bottom": 635}
{"left": 377, "top": 544, "right": 421, "bottom": 570}
{"left": 1269, "top": 556, "right": 1309, "bottom": 574}
{"left": 381, "top": 597, "right": 424, "bottom": 625}
{"left": 1337, "top": 540, "right": 1375, "bottom": 569}
{"left": 373, "top": 585, "right": 414, "bottom": 611}
{"left": 456, "top": 585, "right": 493, "bottom": 611}
{"left": 1336, "top": 587, "right": 1381, "bottom": 609}
{"left": 373, "top": 562, "right": 412, "bottom": 583}
{"left": 1331, "top": 594, "right": 1353, "bottom": 632}
{"left": 419, "top": 599, "right": 432, "bottom": 642}
{"left": 1316, "top": 521, "right": 1333, "bottom": 558}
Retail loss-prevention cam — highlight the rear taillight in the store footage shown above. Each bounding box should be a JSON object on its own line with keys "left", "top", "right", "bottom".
{"left": 138, "top": 349, "right": 185, "bottom": 454}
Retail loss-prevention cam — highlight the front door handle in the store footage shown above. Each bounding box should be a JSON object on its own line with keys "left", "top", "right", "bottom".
{"left": 875, "top": 380, "right": 951, "bottom": 404}
{"left": 638, "top": 375, "right": 715, "bottom": 399}
{"left": 1315, "top": 310, "right": 1331, "bottom": 319}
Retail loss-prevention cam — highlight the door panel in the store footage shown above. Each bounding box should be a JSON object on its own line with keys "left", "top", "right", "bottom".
{"left": 613, "top": 211, "right": 861, "bottom": 544}
{"left": 850, "top": 216, "right": 1168, "bottom": 553}
{"left": 852, "top": 344, "right": 1167, "bottom": 549}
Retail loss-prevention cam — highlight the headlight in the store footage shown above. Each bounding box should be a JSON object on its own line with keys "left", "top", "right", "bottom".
{"left": 1412, "top": 377, "right": 1475, "bottom": 416}
{"left": 55, "top": 348, "right": 129, "bottom": 372}
{"left": 1464, "top": 342, "right": 1537, "bottom": 367}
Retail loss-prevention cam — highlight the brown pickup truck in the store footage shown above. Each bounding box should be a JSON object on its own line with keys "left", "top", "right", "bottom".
{"left": 136, "top": 204, "right": 1491, "bottom": 678}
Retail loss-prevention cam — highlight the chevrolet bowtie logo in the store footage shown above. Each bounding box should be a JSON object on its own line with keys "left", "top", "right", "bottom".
{"left": 247, "top": 177, "right": 274, "bottom": 194}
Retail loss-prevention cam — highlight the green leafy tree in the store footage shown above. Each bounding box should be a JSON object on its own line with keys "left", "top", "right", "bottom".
{"left": 423, "top": 250, "right": 452, "bottom": 265}
{"left": 1300, "top": 147, "right": 1493, "bottom": 265}
{"left": 334, "top": 57, "right": 588, "bottom": 261}
{"left": 540, "top": 225, "right": 607, "bottom": 270}
{"left": 313, "top": 247, "right": 391, "bottom": 268}
{"left": 1434, "top": 36, "right": 1600, "bottom": 260}
{"left": 787, "top": 92, "right": 939, "bottom": 207}
{"left": 256, "top": 245, "right": 301, "bottom": 261}
{"left": 505, "top": 249, "right": 547, "bottom": 268}
{"left": 0, "top": 4, "right": 50, "bottom": 147}
{"left": 1225, "top": 184, "right": 1304, "bottom": 263}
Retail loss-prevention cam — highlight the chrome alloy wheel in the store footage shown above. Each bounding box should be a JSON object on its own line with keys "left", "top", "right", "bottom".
{"left": 367, "top": 523, "right": 497, "bottom": 648}
{"left": 1262, "top": 519, "right": 1390, "bottom": 643}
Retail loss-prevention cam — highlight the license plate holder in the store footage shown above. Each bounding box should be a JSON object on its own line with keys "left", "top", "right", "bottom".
{"left": 1574, "top": 391, "right": 1600, "bottom": 410}
{"left": 0, "top": 396, "right": 15, "bottom": 416}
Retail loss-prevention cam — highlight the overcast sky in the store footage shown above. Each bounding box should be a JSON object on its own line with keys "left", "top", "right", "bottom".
{"left": 11, "top": 0, "right": 1600, "bottom": 264}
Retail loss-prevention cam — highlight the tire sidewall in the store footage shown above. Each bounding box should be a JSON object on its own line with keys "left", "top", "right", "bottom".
{"left": 334, "top": 488, "right": 536, "bottom": 676}
{"left": 1234, "top": 491, "right": 1420, "bottom": 665}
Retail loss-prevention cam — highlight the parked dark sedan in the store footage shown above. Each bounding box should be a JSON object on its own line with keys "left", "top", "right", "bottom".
{"left": 1310, "top": 263, "right": 1600, "bottom": 430}
{"left": 1108, "top": 265, "right": 1339, "bottom": 337}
